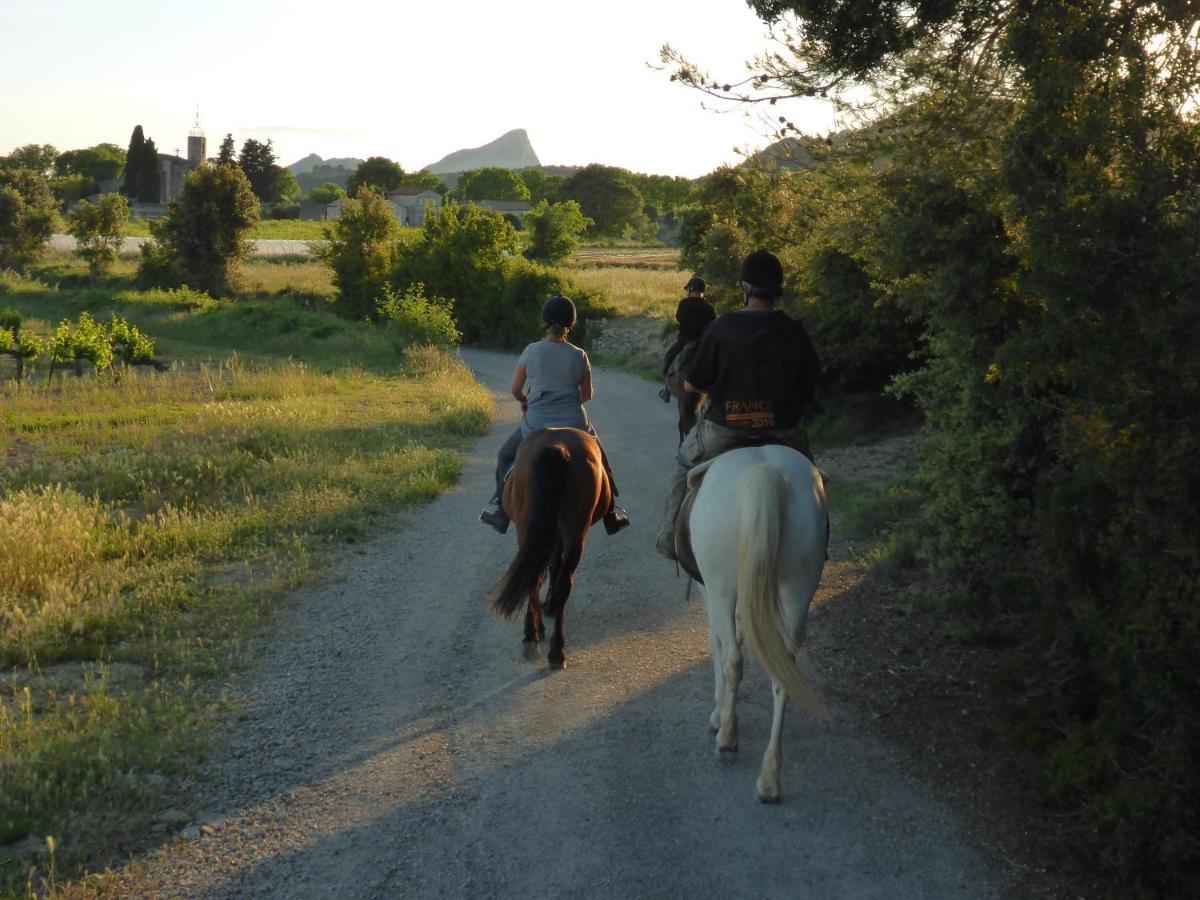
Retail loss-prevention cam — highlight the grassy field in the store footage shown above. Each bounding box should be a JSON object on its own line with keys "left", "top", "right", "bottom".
{"left": 122, "top": 219, "right": 332, "bottom": 241}
{"left": 0, "top": 260, "right": 490, "bottom": 894}
{"left": 568, "top": 266, "right": 684, "bottom": 320}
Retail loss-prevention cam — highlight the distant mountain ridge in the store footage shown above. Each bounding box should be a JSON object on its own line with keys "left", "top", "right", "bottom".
{"left": 425, "top": 129, "right": 540, "bottom": 174}
{"left": 286, "top": 153, "right": 364, "bottom": 176}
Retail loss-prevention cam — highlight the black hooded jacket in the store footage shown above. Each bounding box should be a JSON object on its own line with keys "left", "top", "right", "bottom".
{"left": 684, "top": 308, "right": 819, "bottom": 430}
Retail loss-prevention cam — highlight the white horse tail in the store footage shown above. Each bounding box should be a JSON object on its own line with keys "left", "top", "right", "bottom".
{"left": 736, "top": 464, "right": 824, "bottom": 714}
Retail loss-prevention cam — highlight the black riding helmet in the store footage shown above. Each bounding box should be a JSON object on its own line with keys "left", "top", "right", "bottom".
{"left": 684, "top": 276, "right": 706, "bottom": 294}
{"left": 739, "top": 250, "right": 784, "bottom": 300}
{"left": 542, "top": 294, "right": 577, "bottom": 329}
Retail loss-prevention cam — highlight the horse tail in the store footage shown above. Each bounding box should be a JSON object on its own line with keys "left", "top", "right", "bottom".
{"left": 490, "top": 444, "right": 568, "bottom": 619}
{"left": 736, "top": 464, "right": 824, "bottom": 714}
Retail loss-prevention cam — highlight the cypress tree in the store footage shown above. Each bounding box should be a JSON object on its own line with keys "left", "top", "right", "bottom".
{"left": 121, "top": 125, "right": 145, "bottom": 197}
{"left": 137, "top": 138, "right": 160, "bottom": 202}
{"left": 217, "top": 134, "right": 236, "bottom": 166}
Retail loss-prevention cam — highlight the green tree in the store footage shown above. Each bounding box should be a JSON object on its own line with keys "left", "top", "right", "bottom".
{"left": 667, "top": 1, "right": 1200, "bottom": 890}
{"left": 456, "top": 167, "right": 530, "bottom": 202}
{"left": 216, "top": 133, "right": 236, "bottom": 166}
{"left": 315, "top": 189, "right": 398, "bottom": 318}
{"left": 54, "top": 144, "right": 124, "bottom": 184}
{"left": 520, "top": 168, "right": 565, "bottom": 204}
{"left": 306, "top": 182, "right": 345, "bottom": 205}
{"left": 397, "top": 170, "right": 444, "bottom": 192}
{"left": 523, "top": 199, "right": 591, "bottom": 262}
{"left": 66, "top": 193, "right": 132, "bottom": 276}
{"left": 346, "top": 156, "right": 406, "bottom": 197}
{"left": 273, "top": 167, "right": 301, "bottom": 205}
{"left": 0, "top": 168, "right": 58, "bottom": 270}
{"left": 136, "top": 137, "right": 160, "bottom": 202}
{"left": 560, "top": 164, "right": 648, "bottom": 237}
{"left": 51, "top": 173, "right": 96, "bottom": 205}
{"left": 1, "top": 144, "right": 59, "bottom": 176}
{"left": 121, "top": 125, "right": 146, "bottom": 197}
{"left": 140, "top": 164, "right": 259, "bottom": 296}
{"left": 237, "top": 138, "right": 279, "bottom": 201}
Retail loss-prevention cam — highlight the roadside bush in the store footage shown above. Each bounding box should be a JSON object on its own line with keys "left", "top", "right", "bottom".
{"left": 375, "top": 283, "right": 460, "bottom": 346}
{"left": 391, "top": 204, "right": 611, "bottom": 347}
{"left": 0, "top": 168, "right": 57, "bottom": 271}
{"left": 523, "top": 200, "right": 591, "bottom": 263}
{"left": 65, "top": 193, "right": 131, "bottom": 276}
{"left": 315, "top": 188, "right": 397, "bottom": 319}
{"left": 139, "top": 164, "right": 259, "bottom": 297}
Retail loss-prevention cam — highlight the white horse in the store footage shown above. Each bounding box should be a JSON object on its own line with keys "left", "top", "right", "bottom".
{"left": 687, "top": 444, "right": 828, "bottom": 802}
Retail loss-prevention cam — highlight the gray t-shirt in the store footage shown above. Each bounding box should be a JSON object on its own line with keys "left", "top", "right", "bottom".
{"left": 518, "top": 339, "right": 590, "bottom": 436}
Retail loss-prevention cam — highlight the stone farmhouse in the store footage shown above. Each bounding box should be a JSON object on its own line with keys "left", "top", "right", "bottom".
{"left": 387, "top": 187, "right": 442, "bottom": 226}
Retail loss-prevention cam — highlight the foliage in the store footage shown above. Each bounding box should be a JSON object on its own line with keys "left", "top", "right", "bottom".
{"left": 51, "top": 173, "right": 96, "bottom": 205}
{"left": 375, "top": 283, "right": 461, "bottom": 346}
{"left": 0, "top": 168, "right": 58, "bottom": 270}
{"left": 54, "top": 143, "right": 124, "bottom": 184}
{"left": 391, "top": 203, "right": 610, "bottom": 347}
{"left": 237, "top": 138, "right": 282, "bottom": 202}
{"left": 216, "top": 133, "right": 236, "bottom": 166}
{"left": 140, "top": 164, "right": 259, "bottom": 296}
{"left": 273, "top": 167, "right": 301, "bottom": 205}
{"left": 306, "top": 181, "right": 346, "bottom": 206}
{"left": 523, "top": 199, "right": 592, "bottom": 262}
{"left": 315, "top": 188, "right": 398, "bottom": 319}
{"left": 49, "top": 311, "right": 114, "bottom": 374}
{"left": 398, "top": 170, "right": 444, "bottom": 193}
{"left": 456, "top": 167, "right": 530, "bottom": 202}
{"left": 347, "top": 156, "right": 406, "bottom": 197}
{"left": 669, "top": 0, "right": 1200, "bottom": 890}
{"left": 65, "top": 193, "right": 132, "bottom": 276}
{"left": 1, "top": 144, "right": 59, "bottom": 176}
{"left": 518, "top": 168, "right": 565, "bottom": 204}
{"left": 0, "top": 306, "right": 43, "bottom": 384}
{"left": 561, "top": 164, "right": 649, "bottom": 237}
{"left": 120, "top": 126, "right": 146, "bottom": 198}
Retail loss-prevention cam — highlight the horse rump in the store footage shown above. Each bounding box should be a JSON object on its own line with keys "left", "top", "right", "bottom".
{"left": 489, "top": 443, "right": 569, "bottom": 619}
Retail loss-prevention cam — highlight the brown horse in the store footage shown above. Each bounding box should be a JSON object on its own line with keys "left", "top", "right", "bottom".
{"left": 488, "top": 427, "right": 612, "bottom": 669}
{"left": 665, "top": 341, "right": 704, "bottom": 446}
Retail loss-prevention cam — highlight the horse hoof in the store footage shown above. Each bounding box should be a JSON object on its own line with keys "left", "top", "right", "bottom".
{"left": 522, "top": 642, "right": 541, "bottom": 661}
{"left": 548, "top": 655, "right": 567, "bottom": 670}
{"left": 756, "top": 780, "right": 782, "bottom": 804}
{"left": 708, "top": 710, "right": 721, "bottom": 734}
{"left": 716, "top": 742, "right": 738, "bottom": 755}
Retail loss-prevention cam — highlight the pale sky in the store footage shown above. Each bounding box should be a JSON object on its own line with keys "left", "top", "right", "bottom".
{"left": 0, "top": 0, "right": 838, "bottom": 178}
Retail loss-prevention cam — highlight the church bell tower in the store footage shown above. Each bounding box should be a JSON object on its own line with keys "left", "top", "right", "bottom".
{"left": 187, "top": 106, "right": 206, "bottom": 170}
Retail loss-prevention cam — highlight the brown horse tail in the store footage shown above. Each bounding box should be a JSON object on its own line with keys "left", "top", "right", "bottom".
{"left": 489, "top": 443, "right": 568, "bottom": 619}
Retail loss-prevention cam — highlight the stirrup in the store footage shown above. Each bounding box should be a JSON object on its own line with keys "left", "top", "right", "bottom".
{"left": 603, "top": 505, "right": 631, "bottom": 535}
{"left": 480, "top": 504, "right": 510, "bottom": 534}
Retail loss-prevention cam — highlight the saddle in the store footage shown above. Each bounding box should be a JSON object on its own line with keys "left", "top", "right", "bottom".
{"left": 673, "top": 456, "right": 718, "bottom": 584}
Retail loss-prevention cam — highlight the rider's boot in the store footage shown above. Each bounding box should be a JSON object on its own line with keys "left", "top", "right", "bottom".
{"left": 603, "top": 503, "right": 631, "bottom": 535}
{"left": 479, "top": 496, "right": 510, "bottom": 534}
{"left": 658, "top": 385, "right": 671, "bottom": 403}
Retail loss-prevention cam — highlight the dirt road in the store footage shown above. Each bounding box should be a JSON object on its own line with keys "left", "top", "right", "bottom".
{"left": 47, "top": 235, "right": 315, "bottom": 256}
{"left": 114, "top": 349, "right": 1014, "bottom": 898}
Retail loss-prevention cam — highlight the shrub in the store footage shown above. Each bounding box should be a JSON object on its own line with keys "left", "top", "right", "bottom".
{"left": 0, "top": 306, "right": 43, "bottom": 383}
{"left": 65, "top": 193, "right": 132, "bottom": 276}
{"left": 315, "top": 188, "right": 397, "bottom": 319}
{"left": 375, "top": 283, "right": 460, "bottom": 346}
{"left": 0, "top": 168, "right": 57, "bottom": 271}
{"left": 524, "top": 200, "right": 592, "bottom": 263}
{"left": 139, "top": 164, "right": 259, "bottom": 296}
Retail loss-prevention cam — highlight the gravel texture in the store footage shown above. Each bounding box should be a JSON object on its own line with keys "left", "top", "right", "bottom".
{"left": 109, "top": 349, "right": 1019, "bottom": 899}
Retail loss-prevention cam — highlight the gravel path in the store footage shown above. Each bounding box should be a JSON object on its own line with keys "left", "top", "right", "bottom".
{"left": 112, "top": 350, "right": 1013, "bottom": 899}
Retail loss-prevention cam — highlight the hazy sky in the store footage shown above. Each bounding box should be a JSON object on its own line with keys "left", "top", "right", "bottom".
{"left": 0, "top": 0, "right": 837, "bottom": 178}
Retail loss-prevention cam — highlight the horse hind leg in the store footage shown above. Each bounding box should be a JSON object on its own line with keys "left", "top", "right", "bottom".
{"left": 547, "top": 542, "right": 582, "bottom": 670}
{"left": 708, "top": 591, "right": 742, "bottom": 754}
{"left": 522, "top": 574, "right": 545, "bottom": 660}
{"left": 756, "top": 679, "right": 787, "bottom": 803}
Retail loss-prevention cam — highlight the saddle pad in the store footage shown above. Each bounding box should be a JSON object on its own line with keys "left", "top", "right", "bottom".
{"left": 674, "top": 456, "right": 718, "bottom": 584}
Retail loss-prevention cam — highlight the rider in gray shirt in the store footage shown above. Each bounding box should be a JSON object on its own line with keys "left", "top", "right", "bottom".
{"left": 480, "top": 295, "right": 631, "bottom": 536}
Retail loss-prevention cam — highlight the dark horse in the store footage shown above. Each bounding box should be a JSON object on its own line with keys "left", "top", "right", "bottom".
{"left": 488, "top": 427, "right": 612, "bottom": 669}
{"left": 665, "top": 341, "right": 704, "bottom": 446}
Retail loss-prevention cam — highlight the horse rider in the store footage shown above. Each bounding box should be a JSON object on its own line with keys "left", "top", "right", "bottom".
{"left": 480, "top": 294, "right": 632, "bottom": 536}
{"left": 658, "top": 276, "right": 716, "bottom": 402}
{"left": 655, "top": 250, "right": 820, "bottom": 561}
